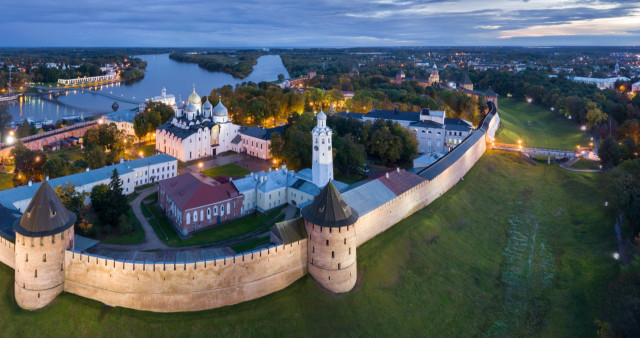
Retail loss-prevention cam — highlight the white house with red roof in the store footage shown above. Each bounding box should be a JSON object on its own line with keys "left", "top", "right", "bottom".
{"left": 158, "top": 173, "right": 243, "bottom": 235}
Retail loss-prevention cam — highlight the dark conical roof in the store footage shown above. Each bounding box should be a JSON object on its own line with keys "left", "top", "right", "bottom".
{"left": 460, "top": 73, "right": 472, "bottom": 84}
{"left": 484, "top": 87, "right": 498, "bottom": 96}
{"left": 14, "top": 181, "right": 76, "bottom": 237}
{"left": 302, "top": 181, "right": 359, "bottom": 227}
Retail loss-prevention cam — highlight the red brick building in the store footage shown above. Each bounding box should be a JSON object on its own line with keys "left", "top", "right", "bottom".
{"left": 158, "top": 173, "right": 243, "bottom": 235}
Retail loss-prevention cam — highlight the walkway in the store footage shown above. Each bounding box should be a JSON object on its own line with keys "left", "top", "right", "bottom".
{"left": 491, "top": 142, "right": 577, "bottom": 158}
{"left": 97, "top": 186, "right": 170, "bottom": 251}
{"left": 559, "top": 157, "right": 602, "bottom": 173}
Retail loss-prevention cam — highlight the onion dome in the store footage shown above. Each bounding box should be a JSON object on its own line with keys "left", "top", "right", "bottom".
{"left": 186, "top": 102, "right": 197, "bottom": 113}
{"left": 187, "top": 87, "right": 201, "bottom": 105}
{"left": 14, "top": 181, "right": 76, "bottom": 237}
{"left": 302, "top": 181, "right": 358, "bottom": 228}
{"left": 213, "top": 100, "right": 228, "bottom": 117}
{"left": 203, "top": 99, "right": 213, "bottom": 110}
{"left": 317, "top": 110, "right": 327, "bottom": 120}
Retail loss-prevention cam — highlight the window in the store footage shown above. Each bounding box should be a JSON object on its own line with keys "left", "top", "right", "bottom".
{"left": 43, "top": 254, "right": 46, "bottom": 262}
{"left": 186, "top": 213, "right": 191, "bottom": 224}
{"left": 332, "top": 251, "right": 335, "bottom": 258}
{"left": 326, "top": 240, "right": 329, "bottom": 246}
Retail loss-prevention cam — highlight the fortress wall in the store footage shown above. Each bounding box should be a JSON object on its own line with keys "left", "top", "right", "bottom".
{"left": 355, "top": 121, "right": 490, "bottom": 247}
{"left": 63, "top": 240, "right": 308, "bottom": 312}
{"left": 0, "top": 237, "right": 15, "bottom": 269}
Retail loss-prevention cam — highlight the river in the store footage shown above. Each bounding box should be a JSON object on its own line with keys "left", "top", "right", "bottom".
{"left": 5, "top": 54, "right": 290, "bottom": 122}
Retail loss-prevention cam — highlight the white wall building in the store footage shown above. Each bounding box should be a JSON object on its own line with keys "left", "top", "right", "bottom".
{"left": 0, "top": 154, "right": 177, "bottom": 214}
{"left": 569, "top": 76, "right": 630, "bottom": 90}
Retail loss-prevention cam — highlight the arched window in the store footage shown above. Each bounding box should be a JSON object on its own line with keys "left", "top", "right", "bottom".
{"left": 194, "top": 211, "right": 198, "bottom": 222}
{"left": 186, "top": 213, "right": 191, "bottom": 225}
{"left": 43, "top": 254, "right": 46, "bottom": 262}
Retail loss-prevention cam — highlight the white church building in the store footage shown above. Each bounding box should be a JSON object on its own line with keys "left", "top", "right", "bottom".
{"left": 155, "top": 86, "right": 288, "bottom": 162}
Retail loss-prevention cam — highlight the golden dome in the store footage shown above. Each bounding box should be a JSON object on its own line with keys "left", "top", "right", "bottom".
{"left": 187, "top": 87, "right": 201, "bottom": 105}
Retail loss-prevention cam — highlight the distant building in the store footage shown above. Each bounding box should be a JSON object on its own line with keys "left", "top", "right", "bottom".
{"left": 569, "top": 76, "right": 630, "bottom": 90}
{"left": 158, "top": 173, "right": 243, "bottom": 235}
{"left": 631, "top": 81, "right": 640, "bottom": 93}
{"left": 103, "top": 110, "right": 137, "bottom": 140}
{"left": 0, "top": 154, "right": 177, "bottom": 214}
{"left": 459, "top": 73, "right": 473, "bottom": 91}
{"left": 138, "top": 87, "right": 177, "bottom": 112}
{"left": 361, "top": 107, "right": 472, "bottom": 154}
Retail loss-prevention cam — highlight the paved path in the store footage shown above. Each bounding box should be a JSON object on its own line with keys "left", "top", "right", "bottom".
{"left": 97, "top": 186, "right": 171, "bottom": 251}
{"left": 559, "top": 157, "right": 602, "bottom": 173}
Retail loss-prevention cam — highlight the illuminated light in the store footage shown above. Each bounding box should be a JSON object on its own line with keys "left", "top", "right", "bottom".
{"left": 35, "top": 156, "right": 40, "bottom": 162}
{"left": 526, "top": 97, "right": 533, "bottom": 103}
{"left": 580, "top": 125, "right": 587, "bottom": 131}
{"left": 6, "top": 135, "right": 15, "bottom": 144}
{"left": 613, "top": 252, "right": 620, "bottom": 260}
{"left": 139, "top": 151, "right": 143, "bottom": 157}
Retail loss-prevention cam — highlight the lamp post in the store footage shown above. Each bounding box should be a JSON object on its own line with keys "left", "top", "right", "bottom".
{"left": 198, "top": 162, "right": 203, "bottom": 172}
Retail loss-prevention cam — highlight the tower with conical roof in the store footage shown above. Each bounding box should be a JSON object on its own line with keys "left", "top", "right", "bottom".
{"left": 460, "top": 73, "right": 473, "bottom": 91}
{"left": 302, "top": 182, "right": 359, "bottom": 293}
{"left": 312, "top": 111, "right": 333, "bottom": 188}
{"left": 13, "top": 181, "right": 76, "bottom": 310}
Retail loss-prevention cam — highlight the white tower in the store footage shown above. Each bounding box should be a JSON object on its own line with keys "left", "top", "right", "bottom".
{"left": 312, "top": 111, "right": 333, "bottom": 188}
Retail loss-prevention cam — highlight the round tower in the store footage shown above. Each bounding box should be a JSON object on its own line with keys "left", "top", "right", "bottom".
{"left": 14, "top": 181, "right": 75, "bottom": 310}
{"left": 302, "top": 182, "right": 359, "bottom": 293}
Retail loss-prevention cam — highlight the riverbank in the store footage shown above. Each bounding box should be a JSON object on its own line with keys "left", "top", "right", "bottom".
{"left": 168, "top": 51, "right": 263, "bottom": 79}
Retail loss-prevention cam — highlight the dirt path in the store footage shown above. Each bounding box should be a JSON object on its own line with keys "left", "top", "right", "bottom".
{"left": 559, "top": 157, "right": 602, "bottom": 173}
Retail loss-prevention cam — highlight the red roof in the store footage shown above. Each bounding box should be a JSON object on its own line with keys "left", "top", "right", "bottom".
{"left": 374, "top": 169, "right": 425, "bottom": 196}
{"left": 159, "top": 173, "right": 241, "bottom": 211}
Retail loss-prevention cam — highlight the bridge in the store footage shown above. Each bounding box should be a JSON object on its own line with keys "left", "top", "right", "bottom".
{"left": 32, "top": 85, "right": 143, "bottom": 105}
{"left": 490, "top": 142, "right": 584, "bottom": 163}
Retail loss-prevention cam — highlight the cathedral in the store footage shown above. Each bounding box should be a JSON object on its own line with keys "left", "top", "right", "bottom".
{"left": 155, "top": 86, "right": 282, "bottom": 162}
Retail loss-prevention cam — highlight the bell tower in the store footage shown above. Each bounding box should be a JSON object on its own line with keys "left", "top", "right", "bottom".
{"left": 312, "top": 111, "right": 333, "bottom": 188}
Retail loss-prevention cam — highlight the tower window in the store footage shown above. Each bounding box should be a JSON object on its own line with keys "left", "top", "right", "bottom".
{"left": 43, "top": 254, "right": 46, "bottom": 262}
{"left": 326, "top": 240, "right": 329, "bottom": 246}
{"left": 332, "top": 251, "right": 335, "bottom": 258}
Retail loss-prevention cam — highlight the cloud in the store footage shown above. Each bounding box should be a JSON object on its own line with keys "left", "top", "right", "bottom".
{"left": 0, "top": 0, "right": 639, "bottom": 46}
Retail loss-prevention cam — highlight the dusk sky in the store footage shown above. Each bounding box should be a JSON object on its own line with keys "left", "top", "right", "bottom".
{"left": 2, "top": 0, "right": 640, "bottom": 47}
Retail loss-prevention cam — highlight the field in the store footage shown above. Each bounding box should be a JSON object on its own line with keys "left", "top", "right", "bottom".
{"left": 202, "top": 163, "right": 250, "bottom": 179}
{"left": 571, "top": 158, "right": 602, "bottom": 170}
{"left": 0, "top": 172, "right": 13, "bottom": 191}
{"left": 0, "top": 151, "right": 616, "bottom": 336}
{"left": 495, "top": 98, "right": 591, "bottom": 149}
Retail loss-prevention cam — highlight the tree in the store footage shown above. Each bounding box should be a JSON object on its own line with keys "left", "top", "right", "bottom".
{"left": 599, "top": 137, "right": 622, "bottom": 170}
{"left": 585, "top": 101, "right": 608, "bottom": 130}
{"left": 10, "top": 141, "right": 46, "bottom": 186}
{"left": 43, "top": 155, "right": 71, "bottom": 179}
{"left": 334, "top": 134, "right": 366, "bottom": 176}
{"left": 0, "top": 103, "right": 12, "bottom": 135}
{"left": 621, "top": 138, "right": 638, "bottom": 160}
{"left": 619, "top": 119, "right": 640, "bottom": 144}
{"left": 84, "top": 146, "right": 107, "bottom": 169}
{"left": 90, "top": 169, "right": 130, "bottom": 227}
{"left": 603, "top": 159, "right": 640, "bottom": 237}
{"left": 269, "top": 132, "right": 285, "bottom": 161}
{"left": 133, "top": 112, "right": 150, "bottom": 140}
{"left": 277, "top": 73, "right": 285, "bottom": 82}
{"left": 54, "top": 183, "right": 87, "bottom": 215}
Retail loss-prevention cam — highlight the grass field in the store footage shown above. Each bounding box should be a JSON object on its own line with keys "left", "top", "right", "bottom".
{"left": 0, "top": 151, "right": 617, "bottom": 336}
{"left": 0, "top": 172, "right": 13, "bottom": 191}
{"left": 202, "top": 163, "right": 250, "bottom": 179}
{"left": 571, "top": 158, "right": 602, "bottom": 170}
{"left": 495, "top": 98, "right": 591, "bottom": 149}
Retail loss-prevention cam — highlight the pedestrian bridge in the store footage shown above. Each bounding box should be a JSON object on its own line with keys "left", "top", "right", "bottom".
{"left": 32, "top": 85, "right": 142, "bottom": 105}
{"left": 490, "top": 142, "right": 580, "bottom": 158}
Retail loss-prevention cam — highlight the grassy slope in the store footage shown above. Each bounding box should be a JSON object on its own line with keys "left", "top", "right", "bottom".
{"left": 495, "top": 98, "right": 591, "bottom": 149}
{"left": 0, "top": 173, "right": 13, "bottom": 191}
{"left": 571, "top": 158, "right": 602, "bottom": 170}
{"left": 201, "top": 163, "right": 250, "bottom": 179}
{"left": 0, "top": 152, "right": 616, "bottom": 336}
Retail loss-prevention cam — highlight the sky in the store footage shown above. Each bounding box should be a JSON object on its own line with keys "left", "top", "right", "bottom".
{"left": 1, "top": 0, "right": 640, "bottom": 47}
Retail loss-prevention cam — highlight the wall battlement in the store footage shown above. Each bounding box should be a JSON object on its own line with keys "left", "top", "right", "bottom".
{"left": 1, "top": 103, "right": 500, "bottom": 313}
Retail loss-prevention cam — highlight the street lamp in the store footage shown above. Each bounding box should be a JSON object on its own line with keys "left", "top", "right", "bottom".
{"left": 139, "top": 151, "right": 143, "bottom": 158}
{"left": 198, "top": 162, "right": 203, "bottom": 172}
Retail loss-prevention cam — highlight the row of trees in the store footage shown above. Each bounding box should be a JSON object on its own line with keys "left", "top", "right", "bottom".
{"left": 83, "top": 123, "right": 134, "bottom": 169}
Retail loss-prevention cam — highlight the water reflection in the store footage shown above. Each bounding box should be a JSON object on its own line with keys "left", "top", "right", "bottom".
{"left": 6, "top": 54, "right": 289, "bottom": 122}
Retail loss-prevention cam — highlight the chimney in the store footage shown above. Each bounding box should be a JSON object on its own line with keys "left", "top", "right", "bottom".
{"left": 28, "top": 180, "right": 32, "bottom": 187}
{"left": 394, "top": 106, "right": 399, "bottom": 114}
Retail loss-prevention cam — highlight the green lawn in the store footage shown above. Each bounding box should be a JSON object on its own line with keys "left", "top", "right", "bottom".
{"left": 49, "top": 145, "right": 84, "bottom": 162}
{"left": 0, "top": 151, "right": 617, "bottom": 336}
{"left": 0, "top": 172, "right": 14, "bottom": 191}
{"left": 571, "top": 158, "right": 602, "bottom": 170}
{"left": 145, "top": 197, "right": 283, "bottom": 247}
{"left": 202, "top": 163, "right": 250, "bottom": 178}
{"left": 495, "top": 98, "right": 592, "bottom": 149}
{"left": 334, "top": 168, "right": 367, "bottom": 185}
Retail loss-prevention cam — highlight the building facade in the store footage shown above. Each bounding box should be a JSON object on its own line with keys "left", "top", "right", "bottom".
{"left": 158, "top": 173, "right": 243, "bottom": 235}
